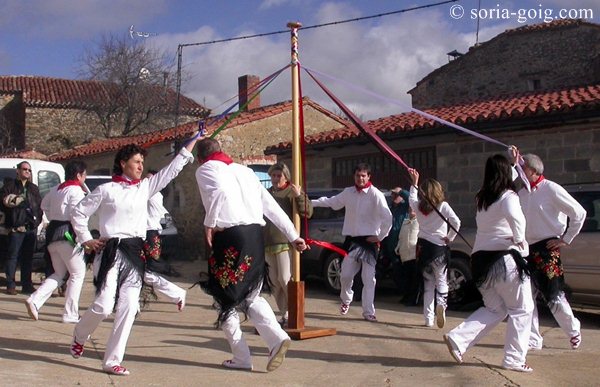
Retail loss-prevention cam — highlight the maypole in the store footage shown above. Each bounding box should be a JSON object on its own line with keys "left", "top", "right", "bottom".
{"left": 286, "top": 21, "right": 335, "bottom": 340}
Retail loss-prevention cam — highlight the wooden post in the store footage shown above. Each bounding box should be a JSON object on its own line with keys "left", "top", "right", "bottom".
{"left": 286, "top": 21, "right": 335, "bottom": 340}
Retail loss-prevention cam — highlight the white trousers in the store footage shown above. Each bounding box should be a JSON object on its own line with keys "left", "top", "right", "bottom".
{"left": 74, "top": 253, "right": 141, "bottom": 368}
{"left": 265, "top": 249, "right": 292, "bottom": 318}
{"left": 446, "top": 254, "right": 534, "bottom": 368}
{"left": 221, "top": 284, "right": 290, "bottom": 367}
{"left": 144, "top": 271, "right": 186, "bottom": 305}
{"left": 340, "top": 253, "right": 376, "bottom": 317}
{"left": 529, "top": 288, "right": 580, "bottom": 348}
{"left": 422, "top": 258, "right": 448, "bottom": 325}
{"left": 30, "top": 241, "right": 86, "bottom": 322}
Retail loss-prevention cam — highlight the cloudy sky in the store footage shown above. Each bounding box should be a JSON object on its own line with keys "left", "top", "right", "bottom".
{"left": 1, "top": 0, "right": 597, "bottom": 120}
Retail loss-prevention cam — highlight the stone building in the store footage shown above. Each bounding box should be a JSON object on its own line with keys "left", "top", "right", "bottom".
{"left": 409, "top": 20, "right": 600, "bottom": 109}
{"left": 49, "top": 97, "right": 351, "bottom": 259}
{"left": 0, "top": 76, "right": 208, "bottom": 155}
{"left": 266, "top": 20, "right": 600, "bottom": 227}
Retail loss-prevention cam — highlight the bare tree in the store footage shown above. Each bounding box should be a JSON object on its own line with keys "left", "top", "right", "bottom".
{"left": 79, "top": 34, "right": 187, "bottom": 137}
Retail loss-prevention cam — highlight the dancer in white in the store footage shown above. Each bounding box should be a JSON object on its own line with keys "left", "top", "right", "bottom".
{"left": 25, "top": 160, "right": 87, "bottom": 323}
{"left": 69, "top": 134, "right": 199, "bottom": 376}
{"left": 444, "top": 154, "right": 534, "bottom": 373}
{"left": 408, "top": 169, "right": 460, "bottom": 328}
{"left": 195, "top": 138, "right": 307, "bottom": 372}
{"left": 510, "top": 149, "right": 586, "bottom": 350}
{"left": 143, "top": 170, "right": 186, "bottom": 311}
{"left": 311, "top": 163, "right": 392, "bottom": 322}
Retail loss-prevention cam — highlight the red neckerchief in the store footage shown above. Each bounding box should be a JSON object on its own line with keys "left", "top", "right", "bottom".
{"left": 112, "top": 175, "right": 140, "bottom": 185}
{"left": 530, "top": 175, "right": 545, "bottom": 191}
{"left": 203, "top": 151, "right": 233, "bottom": 165}
{"left": 355, "top": 181, "right": 372, "bottom": 192}
{"left": 274, "top": 182, "right": 290, "bottom": 191}
{"left": 58, "top": 180, "right": 82, "bottom": 191}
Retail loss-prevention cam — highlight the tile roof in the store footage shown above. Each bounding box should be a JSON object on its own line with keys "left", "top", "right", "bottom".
{"left": 0, "top": 149, "right": 48, "bottom": 160}
{"left": 48, "top": 97, "right": 350, "bottom": 161}
{"left": 265, "top": 83, "right": 600, "bottom": 152}
{"left": 0, "top": 75, "right": 207, "bottom": 116}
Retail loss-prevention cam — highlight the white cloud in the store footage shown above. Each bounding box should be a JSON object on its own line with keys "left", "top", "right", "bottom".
{"left": 149, "top": 3, "right": 482, "bottom": 122}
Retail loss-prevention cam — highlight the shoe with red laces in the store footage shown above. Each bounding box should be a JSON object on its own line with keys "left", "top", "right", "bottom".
{"left": 340, "top": 303, "right": 349, "bottom": 315}
{"left": 70, "top": 338, "right": 84, "bottom": 359}
{"left": 103, "top": 365, "right": 130, "bottom": 376}
{"left": 570, "top": 334, "right": 581, "bottom": 350}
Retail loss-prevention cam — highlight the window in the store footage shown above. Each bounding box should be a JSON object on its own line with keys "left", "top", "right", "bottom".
{"left": 37, "top": 170, "right": 61, "bottom": 198}
{"left": 527, "top": 79, "right": 542, "bottom": 91}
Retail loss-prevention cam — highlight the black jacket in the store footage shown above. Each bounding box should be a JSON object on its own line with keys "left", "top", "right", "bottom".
{"left": 0, "top": 179, "right": 43, "bottom": 230}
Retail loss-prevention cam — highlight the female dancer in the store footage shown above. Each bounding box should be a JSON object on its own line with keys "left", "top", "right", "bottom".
{"left": 444, "top": 154, "right": 534, "bottom": 372}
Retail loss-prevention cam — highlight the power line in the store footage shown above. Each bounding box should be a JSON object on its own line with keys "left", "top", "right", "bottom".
{"left": 173, "top": 0, "right": 458, "bottom": 126}
{"left": 179, "top": 0, "right": 459, "bottom": 48}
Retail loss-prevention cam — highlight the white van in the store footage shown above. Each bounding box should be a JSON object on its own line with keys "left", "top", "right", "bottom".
{"left": 0, "top": 158, "right": 65, "bottom": 266}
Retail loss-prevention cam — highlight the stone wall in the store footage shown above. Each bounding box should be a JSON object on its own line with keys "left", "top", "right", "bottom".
{"left": 0, "top": 93, "right": 25, "bottom": 152}
{"left": 410, "top": 24, "right": 600, "bottom": 109}
{"left": 276, "top": 119, "right": 600, "bottom": 228}
{"left": 24, "top": 106, "right": 199, "bottom": 155}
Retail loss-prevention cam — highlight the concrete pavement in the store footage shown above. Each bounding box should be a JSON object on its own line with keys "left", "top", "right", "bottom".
{"left": 1, "top": 260, "right": 599, "bottom": 386}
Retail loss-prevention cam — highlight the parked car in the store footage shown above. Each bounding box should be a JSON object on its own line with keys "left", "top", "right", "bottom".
{"left": 0, "top": 158, "right": 65, "bottom": 272}
{"left": 450, "top": 182, "right": 600, "bottom": 308}
{"left": 84, "top": 175, "right": 181, "bottom": 260}
{"left": 300, "top": 189, "right": 475, "bottom": 309}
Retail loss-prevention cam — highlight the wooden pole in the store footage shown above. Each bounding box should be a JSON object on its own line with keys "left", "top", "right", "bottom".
{"left": 285, "top": 21, "right": 336, "bottom": 340}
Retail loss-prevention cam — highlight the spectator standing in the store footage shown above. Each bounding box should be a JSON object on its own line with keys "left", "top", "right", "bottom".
{"left": 1, "top": 161, "right": 43, "bottom": 295}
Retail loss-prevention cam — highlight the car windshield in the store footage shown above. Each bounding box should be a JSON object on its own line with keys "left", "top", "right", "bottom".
{"left": 571, "top": 191, "right": 600, "bottom": 232}
{"left": 0, "top": 168, "right": 15, "bottom": 189}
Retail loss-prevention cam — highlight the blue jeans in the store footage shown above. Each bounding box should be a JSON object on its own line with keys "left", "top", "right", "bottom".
{"left": 5, "top": 230, "right": 36, "bottom": 290}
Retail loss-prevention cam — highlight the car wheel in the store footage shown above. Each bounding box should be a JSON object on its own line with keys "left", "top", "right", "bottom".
{"left": 447, "top": 256, "right": 472, "bottom": 307}
{"left": 323, "top": 253, "right": 343, "bottom": 294}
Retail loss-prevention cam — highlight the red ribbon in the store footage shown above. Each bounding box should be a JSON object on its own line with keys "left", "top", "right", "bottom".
{"left": 306, "top": 238, "right": 347, "bottom": 257}
{"left": 530, "top": 175, "right": 545, "bottom": 190}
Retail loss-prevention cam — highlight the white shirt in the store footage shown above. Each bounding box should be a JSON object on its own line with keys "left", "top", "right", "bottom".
{"left": 311, "top": 185, "right": 392, "bottom": 241}
{"left": 409, "top": 185, "right": 460, "bottom": 246}
{"left": 518, "top": 179, "right": 586, "bottom": 244}
{"left": 147, "top": 191, "right": 168, "bottom": 232}
{"left": 71, "top": 148, "right": 193, "bottom": 243}
{"left": 473, "top": 190, "right": 528, "bottom": 256}
{"left": 41, "top": 184, "right": 85, "bottom": 222}
{"left": 195, "top": 160, "right": 299, "bottom": 242}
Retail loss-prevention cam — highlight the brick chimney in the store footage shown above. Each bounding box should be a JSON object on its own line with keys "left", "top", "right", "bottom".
{"left": 238, "top": 74, "right": 260, "bottom": 111}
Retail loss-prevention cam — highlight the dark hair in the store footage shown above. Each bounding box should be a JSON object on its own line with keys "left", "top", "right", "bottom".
{"left": 112, "top": 144, "right": 147, "bottom": 175}
{"left": 476, "top": 154, "right": 516, "bottom": 211}
{"left": 197, "top": 138, "right": 221, "bottom": 160}
{"left": 354, "top": 163, "right": 371, "bottom": 175}
{"left": 65, "top": 160, "right": 87, "bottom": 180}
{"left": 147, "top": 169, "right": 158, "bottom": 175}
{"left": 16, "top": 161, "right": 31, "bottom": 170}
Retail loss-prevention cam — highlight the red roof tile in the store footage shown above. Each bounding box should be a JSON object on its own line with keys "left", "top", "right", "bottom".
{"left": 266, "top": 84, "right": 600, "bottom": 152}
{"left": 0, "top": 149, "right": 48, "bottom": 160}
{"left": 48, "top": 97, "right": 350, "bottom": 161}
{"left": 0, "top": 75, "right": 207, "bottom": 116}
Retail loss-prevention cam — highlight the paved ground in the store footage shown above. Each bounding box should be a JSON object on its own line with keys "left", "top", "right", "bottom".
{"left": 1, "top": 260, "right": 599, "bottom": 386}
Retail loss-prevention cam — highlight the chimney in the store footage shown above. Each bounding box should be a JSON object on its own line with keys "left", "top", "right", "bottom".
{"left": 238, "top": 74, "right": 260, "bottom": 111}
